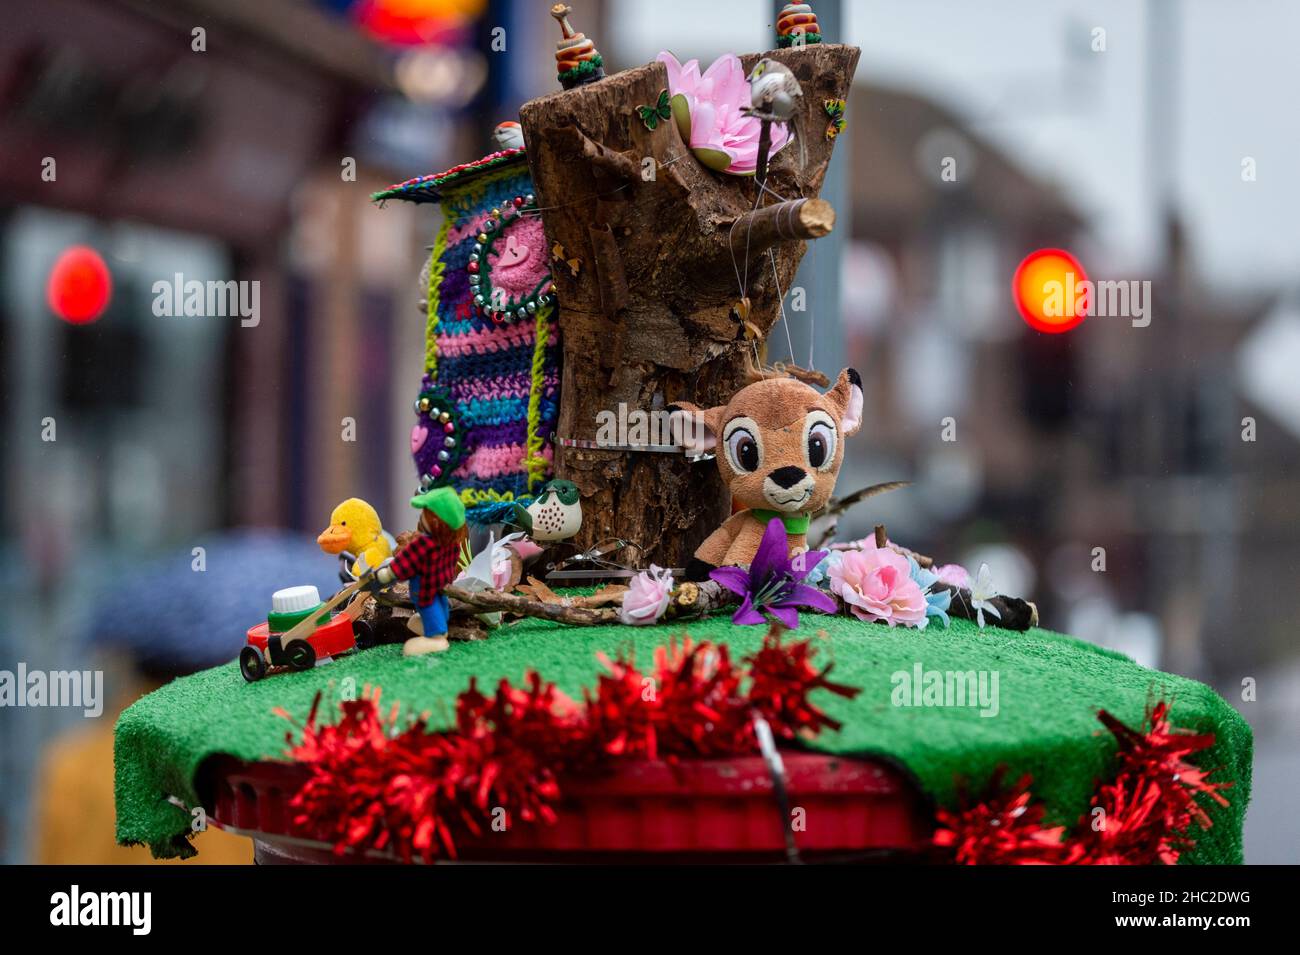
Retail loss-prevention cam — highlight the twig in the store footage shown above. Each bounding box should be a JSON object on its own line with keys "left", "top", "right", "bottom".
{"left": 809, "top": 481, "right": 911, "bottom": 549}
{"left": 444, "top": 584, "right": 620, "bottom": 626}
{"left": 446, "top": 578, "right": 1037, "bottom": 633}
{"left": 517, "top": 577, "right": 628, "bottom": 609}
{"left": 727, "top": 197, "right": 834, "bottom": 262}
{"left": 821, "top": 481, "right": 911, "bottom": 520}
{"left": 662, "top": 580, "right": 739, "bottom": 619}
{"left": 756, "top": 117, "right": 773, "bottom": 190}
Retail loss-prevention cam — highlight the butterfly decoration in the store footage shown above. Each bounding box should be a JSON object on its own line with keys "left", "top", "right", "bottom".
{"left": 551, "top": 242, "right": 581, "bottom": 278}
{"left": 637, "top": 89, "right": 672, "bottom": 131}
{"left": 824, "top": 98, "right": 846, "bottom": 141}
{"left": 732, "top": 297, "right": 763, "bottom": 340}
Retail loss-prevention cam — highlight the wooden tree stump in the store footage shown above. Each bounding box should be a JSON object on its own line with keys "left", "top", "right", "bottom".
{"left": 520, "top": 44, "right": 860, "bottom": 567}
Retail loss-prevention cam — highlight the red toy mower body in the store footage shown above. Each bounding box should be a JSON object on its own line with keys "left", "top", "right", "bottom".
{"left": 239, "top": 613, "right": 373, "bottom": 682}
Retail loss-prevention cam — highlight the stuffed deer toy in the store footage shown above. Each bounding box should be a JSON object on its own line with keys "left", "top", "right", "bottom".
{"left": 672, "top": 368, "right": 863, "bottom": 579}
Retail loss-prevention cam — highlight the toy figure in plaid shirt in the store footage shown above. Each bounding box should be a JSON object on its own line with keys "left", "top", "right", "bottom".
{"left": 368, "top": 485, "right": 467, "bottom": 656}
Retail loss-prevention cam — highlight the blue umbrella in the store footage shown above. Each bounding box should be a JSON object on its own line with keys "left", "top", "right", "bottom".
{"left": 87, "top": 529, "right": 339, "bottom": 674}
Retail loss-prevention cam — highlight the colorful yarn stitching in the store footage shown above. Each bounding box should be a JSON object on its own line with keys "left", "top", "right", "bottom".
{"left": 396, "top": 155, "right": 562, "bottom": 525}
{"left": 372, "top": 148, "right": 528, "bottom": 205}
{"left": 425, "top": 216, "right": 451, "bottom": 376}
{"left": 525, "top": 304, "right": 552, "bottom": 491}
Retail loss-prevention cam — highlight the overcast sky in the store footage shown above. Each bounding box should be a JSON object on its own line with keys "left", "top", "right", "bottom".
{"left": 611, "top": 0, "right": 1300, "bottom": 294}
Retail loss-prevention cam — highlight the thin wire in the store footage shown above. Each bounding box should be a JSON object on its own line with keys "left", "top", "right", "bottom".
{"left": 521, "top": 152, "right": 690, "bottom": 216}
{"left": 770, "top": 247, "right": 796, "bottom": 362}
{"left": 727, "top": 169, "right": 771, "bottom": 373}
{"left": 759, "top": 137, "right": 821, "bottom": 373}
{"left": 805, "top": 210, "right": 817, "bottom": 371}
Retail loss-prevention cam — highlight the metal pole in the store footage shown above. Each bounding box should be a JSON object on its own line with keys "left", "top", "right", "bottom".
{"left": 771, "top": 0, "right": 846, "bottom": 374}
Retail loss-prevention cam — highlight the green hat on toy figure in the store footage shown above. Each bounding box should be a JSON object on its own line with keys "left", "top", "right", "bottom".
{"left": 410, "top": 484, "right": 466, "bottom": 530}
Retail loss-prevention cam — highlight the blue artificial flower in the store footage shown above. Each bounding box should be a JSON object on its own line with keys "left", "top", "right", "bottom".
{"left": 803, "top": 548, "right": 843, "bottom": 587}
{"left": 908, "top": 556, "right": 953, "bottom": 629}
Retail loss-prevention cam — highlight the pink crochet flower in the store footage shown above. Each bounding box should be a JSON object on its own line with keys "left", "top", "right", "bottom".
{"left": 619, "top": 565, "right": 674, "bottom": 626}
{"left": 829, "top": 543, "right": 928, "bottom": 627}
{"left": 657, "top": 51, "right": 790, "bottom": 176}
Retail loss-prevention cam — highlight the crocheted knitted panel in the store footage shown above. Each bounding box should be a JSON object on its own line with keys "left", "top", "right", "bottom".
{"left": 410, "top": 163, "right": 561, "bottom": 525}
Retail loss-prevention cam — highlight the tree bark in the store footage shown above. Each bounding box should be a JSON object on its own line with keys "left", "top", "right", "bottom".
{"left": 520, "top": 44, "right": 860, "bottom": 567}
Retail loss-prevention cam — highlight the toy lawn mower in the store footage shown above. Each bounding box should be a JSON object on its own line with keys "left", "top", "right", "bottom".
{"left": 239, "top": 578, "right": 375, "bottom": 682}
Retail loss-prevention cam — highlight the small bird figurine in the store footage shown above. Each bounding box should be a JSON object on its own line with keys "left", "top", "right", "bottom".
{"left": 494, "top": 121, "right": 525, "bottom": 151}
{"left": 744, "top": 59, "right": 805, "bottom": 187}
{"left": 513, "top": 479, "right": 583, "bottom": 542}
{"left": 745, "top": 58, "right": 804, "bottom": 123}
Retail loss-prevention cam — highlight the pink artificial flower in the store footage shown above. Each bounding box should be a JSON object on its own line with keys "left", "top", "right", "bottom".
{"left": 620, "top": 564, "right": 675, "bottom": 626}
{"left": 657, "top": 51, "right": 791, "bottom": 176}
{"left": 829, "top": 543, "right": 928, "bottom": 627}
{"left": 934, "top": 563, "right": 971, "bottom": 590}
{"left": 488, "top": 539, "right": 543, "bottom": 590}
{"left": 490, "top": 552, "right": 515, "bottom": 592}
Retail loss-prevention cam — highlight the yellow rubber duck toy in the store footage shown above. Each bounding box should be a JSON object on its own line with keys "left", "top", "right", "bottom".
{"left": 317, "top": 498, "right": 393, "bottom": 577}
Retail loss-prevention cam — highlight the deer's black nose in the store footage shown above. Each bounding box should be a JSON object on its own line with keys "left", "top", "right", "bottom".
{"left": 769, "top": 465, "right": 807, "bottom": 489}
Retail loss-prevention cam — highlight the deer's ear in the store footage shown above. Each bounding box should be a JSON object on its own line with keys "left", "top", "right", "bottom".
{"left": 669, "top": 402, "right": 722, "bottom": 454}
{"left": 826, "top": 368, "right": 864, "bottom": 436}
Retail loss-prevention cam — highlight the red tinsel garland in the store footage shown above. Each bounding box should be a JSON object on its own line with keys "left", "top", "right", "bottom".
{"left": 932, "top": 768, "right": 1072, "bottom": 865}
{"left": 281, "top": 629, "right": 860, "bottom": 862}
{"left": 932, "top": 700, "right": 1233, "bottom": 865}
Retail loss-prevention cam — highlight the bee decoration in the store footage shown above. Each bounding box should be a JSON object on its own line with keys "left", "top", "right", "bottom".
{"left": 637, "top": 89, "right": 672, "bottom": 131}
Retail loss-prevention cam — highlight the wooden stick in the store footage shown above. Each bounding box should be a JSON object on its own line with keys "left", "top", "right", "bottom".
{"left": 809, "top": 481, "right": 912, "bottom": 549}
{"left": 728, "top": 198, "right": 835, "bottom": 260}
{"left": 937, "top": 585, "right": 1038, "bottom": 631}
{"left": 662, "top": 579, "right": 738, "bottom": 619}
{"left": 443, "top": 584, "right": 620, "bottom": 626}
{"left": 820, "top": 481, "right": 911, "bottom": 521}
{"left": 448, "top": 574, "right": 1035, "bottom": 632}
{"left": 755, "top": 118, "right": 773, "bottom": 189}
{"left": 887, "top": 541, "right": 934, "bottom": 569}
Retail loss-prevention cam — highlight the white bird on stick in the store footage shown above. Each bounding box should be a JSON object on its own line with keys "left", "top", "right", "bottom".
{"left": 744, "top": 58, "right": 805, "bottom": 188}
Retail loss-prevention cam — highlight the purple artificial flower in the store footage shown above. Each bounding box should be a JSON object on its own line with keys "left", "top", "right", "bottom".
{"left": 709, "top": 518, "right": 838, "bottom": 628}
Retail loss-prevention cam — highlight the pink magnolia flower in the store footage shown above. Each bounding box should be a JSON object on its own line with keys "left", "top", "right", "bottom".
{"left": 657, "top": 51, "right": 791, "bottom": 176}
{"left": 620, "top": 564, "right": 675, "bottom": 626}
{"left": 829, "top": 543, "right": 928, "bottom": 627}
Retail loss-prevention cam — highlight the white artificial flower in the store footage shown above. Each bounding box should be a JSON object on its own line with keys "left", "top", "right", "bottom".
{"left": 969, "top": 563, "right": 1002, "bottom": 629}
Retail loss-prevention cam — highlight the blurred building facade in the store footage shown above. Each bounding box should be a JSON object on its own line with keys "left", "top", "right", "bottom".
{"left": 834, "top": 82, "right": 1295, "bottom": 698}
{"left": 0, "top": 0, "right": 511, "bottom": 864}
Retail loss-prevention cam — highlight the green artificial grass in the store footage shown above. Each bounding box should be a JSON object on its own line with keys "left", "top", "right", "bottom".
{"left": 115, "top": 613, "right": 1252, "bottom": 862}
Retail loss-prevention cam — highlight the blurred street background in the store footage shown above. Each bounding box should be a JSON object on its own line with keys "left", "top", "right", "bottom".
{"left": 1, "top": 0, "right": 1295, "bottom": 863}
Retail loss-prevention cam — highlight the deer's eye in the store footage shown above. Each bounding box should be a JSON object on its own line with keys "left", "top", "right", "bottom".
{"left": 723, "top": 418, "right": 763, "bottom": 474}
{"left": 803, "top": 412, "right": 837, "bottom": 471}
